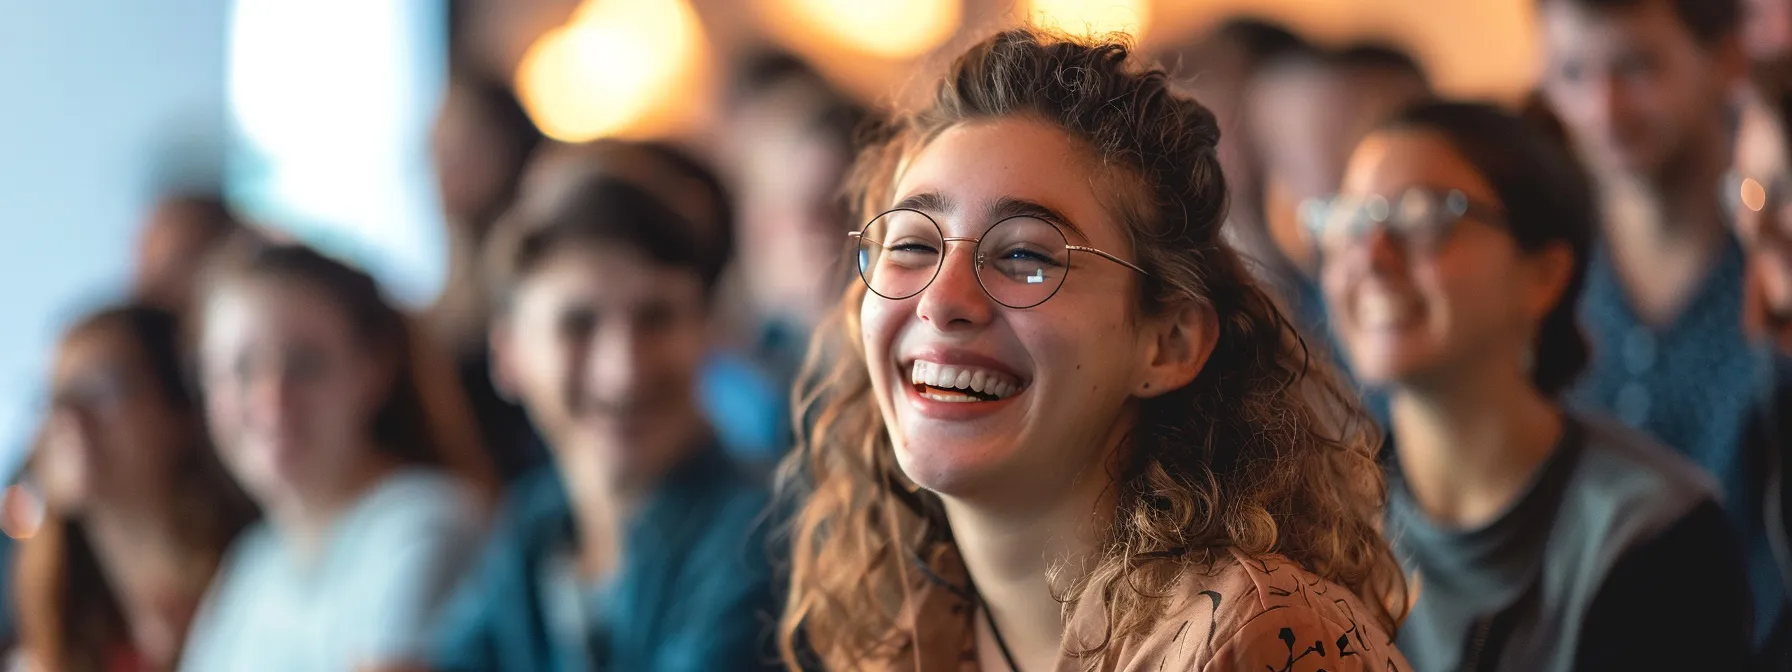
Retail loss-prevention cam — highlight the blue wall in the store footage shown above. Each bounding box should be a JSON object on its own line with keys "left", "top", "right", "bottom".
{"left": 0, "top": 0, "right": 232, "bottom": 474}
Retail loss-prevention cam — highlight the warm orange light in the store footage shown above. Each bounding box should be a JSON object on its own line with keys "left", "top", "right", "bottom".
{"left": 769, "top": 0, "right": 959, "bottom": 60}
{"left": 1028, "top": 0, "right": 1151, "bottom": 40}
{"left": 515, "top": 0, "right": 706, "bottom": 142}
{"left": 1743, "top": 177, "right": 1769, "bottom": 213}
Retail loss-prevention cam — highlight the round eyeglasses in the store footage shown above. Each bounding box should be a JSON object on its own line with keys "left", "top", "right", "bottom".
{"left": 1310, "top": 188, "right": 1506, "bottom": 258}
{"left": 848, "top": 209, "right": 1151, "bottom": 309}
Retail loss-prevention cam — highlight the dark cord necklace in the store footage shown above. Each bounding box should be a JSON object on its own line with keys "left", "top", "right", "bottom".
{"left": 978, "top": 594, "right": 1023, "bottom": 672}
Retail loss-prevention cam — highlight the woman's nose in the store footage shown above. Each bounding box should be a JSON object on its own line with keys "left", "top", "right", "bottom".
{"left": 915, "top": 243, "right": 995, "bottom": 330}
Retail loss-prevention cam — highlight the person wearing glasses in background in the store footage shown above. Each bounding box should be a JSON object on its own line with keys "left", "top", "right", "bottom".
{"left": 1319, "top": 101, "right": 1754, "bottom": 670}
{"left": 11, "top": 305, "right": 256, "bottom": 672}
{"left": 779, "top": 28, "right": 1409, "bottom": 671}
{"left": 1731, "top": 57, "right": 1792, "bottom": 666}
{"left": 412, "top": 140, "right": 779, "bottom": 672}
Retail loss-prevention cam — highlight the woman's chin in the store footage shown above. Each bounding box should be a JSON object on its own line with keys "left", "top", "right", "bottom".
{"left": 892, "top": 438, "right": 1014, "bottom": 499}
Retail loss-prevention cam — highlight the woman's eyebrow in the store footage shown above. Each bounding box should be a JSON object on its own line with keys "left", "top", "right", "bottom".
{"left": 890, "top": 192, "right": 1090, "bottom": 242}
{"left": 891, "top": 191, "right": 953, "bottom": 215}
{"left": 987, "top": 197, "right": 1089, "bottom": 242}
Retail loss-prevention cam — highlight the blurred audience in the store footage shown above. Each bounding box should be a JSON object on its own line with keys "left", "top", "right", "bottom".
{"left": 131, "top": 195, "right": 247, "bottom": 319}
{"left": 179, "top": 245, "right": 492, "bottom": 672}
{"left": 427, "top": 74, "right": 549, "bottom": 484}
{"left": 20, "top": 4, "right": 1792, "bottom": 670}
{"left": 1246, "top": 42, "right": 1433, "bottom": 355}
{"left": 1251, "top": 42, "right": 1432, "bottom": 277}
{"left": 1734, "top": 56, "right": 1792, "bottom": 666}
{"left": 1166, "top": 18, "right": 1316, "bottom": 295}
{"left": 706, "top": 50, "right": 866, "bottom": 459}
{"left": 420, "top": 140, "right": 777, "bottom": 671}
{"left": 1323, "top": 101, "right": 1753, "bottom": 670}
{"left": 1739, "top": 58, "right": 1792, "bottom": 352}
{"left": 1535, "top": 0, "right": 1787, "bottom": 642}
{"left": 14, "top": 305, "right": 256, "bottom": 672}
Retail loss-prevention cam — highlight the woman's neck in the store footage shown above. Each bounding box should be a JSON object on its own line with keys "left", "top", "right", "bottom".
{"left": 271, "top": 447, "right": 400, "bottom": 561}
{"left": 942, "top": 421, "right": 1126, "bottom": 672}
{"left": 1390, "top": 361, "right": 1564, "bottom": 528}
{"left": 82, "top": 497, "right": 210, "bottom": 669}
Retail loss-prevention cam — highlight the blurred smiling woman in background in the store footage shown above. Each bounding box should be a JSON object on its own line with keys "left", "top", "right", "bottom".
{"left": 780, "top": 28, "right": 1408, "bottom": 671}
{"left": 14, "top": 304, "right": 256, "bottom": 672}
{"left": 1320, "top": 101, "right": 1753, "bottom": 670}
{"left": 179, "top": 245, "right": 493, "bottom": 672}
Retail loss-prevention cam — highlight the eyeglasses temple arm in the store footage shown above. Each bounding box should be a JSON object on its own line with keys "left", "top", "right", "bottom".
{"left": 1067, "top": 245, "right": 1152, "bottom": 278}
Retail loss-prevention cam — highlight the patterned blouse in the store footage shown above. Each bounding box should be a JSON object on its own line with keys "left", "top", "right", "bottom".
{"left": 858, "top": 545, "right": 1410, "bottom": 672}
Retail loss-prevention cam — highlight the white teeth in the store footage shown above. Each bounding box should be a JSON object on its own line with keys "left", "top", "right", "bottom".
{"left": 906, "top": 359, "right": 1024, "bottom": 399}
{"left": 1358, "top": 293, "right": 1415, "bottom": 328}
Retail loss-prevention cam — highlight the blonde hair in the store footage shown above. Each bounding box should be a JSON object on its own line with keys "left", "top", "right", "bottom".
{"left": 777, "top": 27, "right": 1406, "bottom": 669}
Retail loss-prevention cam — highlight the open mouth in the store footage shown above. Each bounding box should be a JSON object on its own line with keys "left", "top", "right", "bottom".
{"left": 1356, "top": 290, "right": 1422, "bottom": 330}
{"left": 909, "top": 360, "right": 1025, "bottom": 403}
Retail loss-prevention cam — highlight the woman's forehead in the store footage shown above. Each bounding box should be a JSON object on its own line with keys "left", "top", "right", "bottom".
{"left": 204, "top": 280, "right": 349, "bottom": 347}
{"left": 1344, "top": 130, "right": 1499, "bottom": 203}
{"left": 890, "top": 119, "right": 1128, "bottom": 244}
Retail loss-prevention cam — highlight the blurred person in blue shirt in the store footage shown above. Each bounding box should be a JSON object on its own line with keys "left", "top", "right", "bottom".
{"left": 417, "top": 139, "right": 780, "bottom": 672}
{"left": 1534, "top": 0, "right": 1787, "bottom": 642}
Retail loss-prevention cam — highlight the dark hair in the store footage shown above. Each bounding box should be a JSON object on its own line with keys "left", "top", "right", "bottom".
{"left": 438, "top": 75, "right": 546, "bottom": 228}
{"left": 1520, "top": 89, "right": 1575, "bottom": 150}
{"left": 211, "top": 244, "right": 493, "bottom": 487}
{"left": 1381, "top": 101, "right": 1596, "bottom": 395}
{"left": 19, "top": 304, "right": 257, "bottom": 672}
{"left": 1337, "top": 41, "right": 1431, "bottom": 86}
{"left": 782, "top": 27, "right": 1406, "bottom": 667}
{"left": 725, "top": 49, "right": 868, "bottom": 161}
{"left": 154, "top": 194, "right": 243, "bottom": 242}
{"left": 491, "top": 140, "right": 734, "bottom": 303}
{"left": 1541, "top": 0, "right": 1741, "bottom": 46}
{"left": 1750, "top": 56, "right": 1792, "bottom": 154}
{"left": 1204, "top": 16, "right": 1316, "bottom": 68}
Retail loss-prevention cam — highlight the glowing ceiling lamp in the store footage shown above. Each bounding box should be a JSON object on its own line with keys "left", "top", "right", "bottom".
{"left": 771, "top": 0, "right": 959, "bottom": 60}
{"left": 516, "top": 0, "right": 707, "bottom": 142}
{"left": 1028, "top": 0, "right": 1151, "bottom": 40}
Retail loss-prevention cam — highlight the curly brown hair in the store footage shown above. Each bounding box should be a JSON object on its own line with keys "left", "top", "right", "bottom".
{"left": 777, "top": 27, "right": 1406, "bottom": 669}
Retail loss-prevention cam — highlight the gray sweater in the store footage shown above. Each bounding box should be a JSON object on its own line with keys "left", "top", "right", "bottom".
{"left": 1387, "top": 412, "right": 1754, "bottom": 671}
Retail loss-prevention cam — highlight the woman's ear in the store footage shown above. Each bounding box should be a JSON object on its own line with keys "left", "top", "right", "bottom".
{"left": 1136, "top": 301, "right": 1220, "bottom": 398}
{"left": 1525, "top": 241, "right": 1576, "bottom": 321}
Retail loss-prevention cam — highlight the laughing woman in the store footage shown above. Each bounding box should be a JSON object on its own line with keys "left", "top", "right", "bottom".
{"left": 1320, "top": 102, "right": 1753, "bottom": 670}
{"left": 778, "top": 29, "right": 1409, "bottom": 671}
